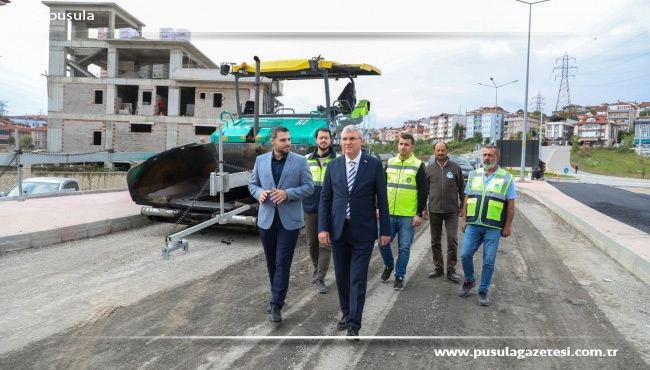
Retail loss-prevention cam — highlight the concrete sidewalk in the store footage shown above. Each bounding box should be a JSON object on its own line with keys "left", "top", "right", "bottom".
{"left": 0, "top": 191, "right": 149, "bottom": 252}
{"left": 517, "top": 180, "right": 650, "bottom": 286}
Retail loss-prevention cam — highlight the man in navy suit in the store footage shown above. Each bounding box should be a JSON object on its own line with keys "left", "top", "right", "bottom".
{"left": 249, "top": 126, "right": 314, "bottom": 323}
{"left": 318, "top": 125, "right": 390, "bottom": 339}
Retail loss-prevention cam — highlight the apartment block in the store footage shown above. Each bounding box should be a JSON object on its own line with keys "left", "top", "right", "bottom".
{"left": 429, "top": 113, "right": 465, "bottom": 142}
{"left": 465, "top": 107, "right": 507, "bottom": 144}
{"left": 503, "top": 113, "right": 540, "bottom": 139}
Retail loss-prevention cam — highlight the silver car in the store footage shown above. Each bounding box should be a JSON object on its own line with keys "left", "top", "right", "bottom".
{"left": 1, "top": 177, "right": 81, "bottom": 197}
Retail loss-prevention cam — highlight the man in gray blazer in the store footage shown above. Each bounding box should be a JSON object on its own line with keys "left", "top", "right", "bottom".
{"left": 249, "top": 126, "right": 314, "bottom": 323}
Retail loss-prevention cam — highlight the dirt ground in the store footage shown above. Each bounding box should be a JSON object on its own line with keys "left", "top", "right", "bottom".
{"left": 1, "top": 195, "right": 648, "bottom": 369}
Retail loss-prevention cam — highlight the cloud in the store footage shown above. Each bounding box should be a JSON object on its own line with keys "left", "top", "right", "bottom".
{"left": 479, "top": 41, "right": 515, "bottom": 59}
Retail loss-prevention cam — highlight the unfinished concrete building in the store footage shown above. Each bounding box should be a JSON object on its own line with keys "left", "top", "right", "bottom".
{"left": 43, "top": 1, "right": 270, "bottom": 153}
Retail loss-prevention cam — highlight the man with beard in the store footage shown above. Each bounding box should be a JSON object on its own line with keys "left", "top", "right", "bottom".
{"left": 458, "top": 145, "right": 516, "bottom": 306}
{"left": 303, "top": 128, "right": 338, "bottom": 293}
{"left": 249, "top": 126, "right": 314, "bottom": 323}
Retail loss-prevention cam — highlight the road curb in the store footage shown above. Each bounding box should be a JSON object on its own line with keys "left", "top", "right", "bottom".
{"left": 518, "top": 186, "right": 650, "bottom": 286}
{"left": 0, "top": 215, "right": 152, "bottom": 253}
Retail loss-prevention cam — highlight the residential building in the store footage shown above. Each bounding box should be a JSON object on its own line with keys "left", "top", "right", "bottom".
{"left": 574, "top": 115, "right": 608, "bottom": 146}
{"left": 503, "top": 113, "right": 540, "bottom": 139}
{"left": 402, "top": 120, "right": 427, "bottom": 141}
{"left": 607, "top": 102, "right": 639, "bottom": 144}
{"left": 31, "top": 125, "right": 48, "bottom": 149}
{"left": 43, "top": 2, "right": 270, "bottom": 153}
{"left": 546, "top": 116, "right": 575, "bottom": 146}
{"left": 637, "top": 102, "right": 650, "bottom": 118}
{"left": 8, "top": 115, "right": 48, "bottom": 128}
{"left": 429, "top": 113, "right": 465, "bottom": 142}
{"left": 0, "top": 118, "right": 32, "bottom": 148}
{"left": 633, "top": 117, "right": 650, "bottom": 148}
{"left": 465, "top": 107, "right": 507, "bottom": 143}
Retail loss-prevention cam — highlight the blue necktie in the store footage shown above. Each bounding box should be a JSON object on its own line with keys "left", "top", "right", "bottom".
{"left": 346, "top": 161, "right": 356, "bottom": 218}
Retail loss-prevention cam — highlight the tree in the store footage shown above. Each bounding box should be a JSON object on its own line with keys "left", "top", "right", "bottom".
{"left": 472, "top": 132, "right": 483, "bottom": 144}
{"left": 570, "top": 135, "right": 579, "bottom": 154}
{"left": 516, "top": 109, "right": 524, "bottom": 114}
{"left": 20, "top": 135, "right": 35, "bottom": 150}
{"left": 453, "top": 123, "right": 466, "bottom": 142}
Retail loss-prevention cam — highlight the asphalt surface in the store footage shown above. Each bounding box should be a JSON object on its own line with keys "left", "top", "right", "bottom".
{"left": 549, "top": 182, "right": 650, "bottom": 234}
{"left": 1, "top": 196, "right": 649, "bottom": 369}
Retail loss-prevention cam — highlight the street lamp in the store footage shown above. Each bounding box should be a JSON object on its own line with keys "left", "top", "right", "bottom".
{"left": 515, "top": 0, "right": 551, "bottom": 182}
{"left": 478, "top": 78, "right": 518, "bottom": 143}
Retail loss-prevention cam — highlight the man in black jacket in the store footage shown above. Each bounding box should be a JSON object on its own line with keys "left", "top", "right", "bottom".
{"left": 425, "top": 141, "right": 465, "bottom": 283}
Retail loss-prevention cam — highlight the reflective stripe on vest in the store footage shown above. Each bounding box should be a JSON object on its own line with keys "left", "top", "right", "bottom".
{"left": 386, "top": 154, "right": 422, "bottom": 216}
{"left": 465, "top": 167, "right": 512, "bottom": 229}
{"left": 305, "top": 152, "right": 336, "bottom": 186}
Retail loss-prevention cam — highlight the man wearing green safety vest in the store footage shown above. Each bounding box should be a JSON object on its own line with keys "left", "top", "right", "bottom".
{"left": 378, "top": 132, "right": 428, "bottom": 291}
{"left": 458, "top": 145, "right": 517, "bottom": 306}
{"left": 303, "top": 128, "right": 338, "bottom": 294}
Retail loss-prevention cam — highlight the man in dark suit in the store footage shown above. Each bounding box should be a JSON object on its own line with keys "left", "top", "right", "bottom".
{"left": 249, "top": 126, "right": 314, "bottom": 323}
{"left": 318, "top": 125, "right": 390, "bottom": 339}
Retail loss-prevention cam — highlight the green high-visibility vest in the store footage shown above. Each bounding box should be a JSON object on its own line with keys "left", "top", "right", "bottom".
{"left": 465, "top": 167, "right": 512, "bottom": 230}
{"left": 386, "top": 153, "right": 422, "bottom": 217}
{"left": 305, "top": 151, "right": 337, "bottom": 186}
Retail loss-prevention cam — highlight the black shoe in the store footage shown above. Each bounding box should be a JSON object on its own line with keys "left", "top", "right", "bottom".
{"left": 447, "top": 271, "right": 462, "bottom": 283}
{"left": 265, "top": 302, "right": 272, "bottom": 314}
{"left": 393, "top": 276, "right": 405, "bottom": 291}
{"left": 380, "top": 265, "right": 394, "bottom": 282}
{"left": 346, "top": 326, "right": 360, "bottom": 341}
{"left": 310, "top": 270, "right": 317, "bottom": 283}
{"left": 458, "top": 280, "right": 476, "bottom": 297}
{"left": 337, "top": 315, "right": 348, "bottom": 330}
{"left": 478, "top": 292, "right": 490, "bottom": 306}
{"left": 315, "top": 279, "right": 328, "bottom": 293}
{"left": 427, "top": 268, "right": 444, "bottom": 278}
{"left": 269, "top": 307, "right": 282, "bottom": 323}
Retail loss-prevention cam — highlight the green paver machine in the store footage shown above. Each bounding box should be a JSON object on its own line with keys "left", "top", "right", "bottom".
{"left": 125, "top": 56, "right": 380, "bottom": 258}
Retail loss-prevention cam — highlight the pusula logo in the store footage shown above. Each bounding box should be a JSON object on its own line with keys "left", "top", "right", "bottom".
{"left": 49, "top": 10, "right": 95, "bottom": 21}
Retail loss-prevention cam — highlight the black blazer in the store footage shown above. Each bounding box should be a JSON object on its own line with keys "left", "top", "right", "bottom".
{"left": 318, "top": 152, "right": 390, "bottom": 242}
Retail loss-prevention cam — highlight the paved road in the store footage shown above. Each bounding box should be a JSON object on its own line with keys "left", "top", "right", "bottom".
{"left": 549, "top": 182, "right": 650, "bottom": 234}
{"left": 1, "top": 197, "right": 649, "bottom": 369}
{"left": 542, "top": 146, "right": 650, "bottom": 188}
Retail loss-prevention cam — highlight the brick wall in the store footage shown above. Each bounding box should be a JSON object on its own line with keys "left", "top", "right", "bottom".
{"left": 64, "top": 83, "right": 106, "bottom": 114}
{"left": 62, "top": 120, "right": 104, "bottom": 152}
{"left": 194, "top": 86, "right": 248, "bottom": 119}
{"left": 112, "top": 121, "right": 167, "bottom": 152}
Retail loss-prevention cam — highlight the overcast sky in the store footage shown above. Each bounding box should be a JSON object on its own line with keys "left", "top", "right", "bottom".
{"left": 0, "top": 0, "right": 648, "bottom": 127}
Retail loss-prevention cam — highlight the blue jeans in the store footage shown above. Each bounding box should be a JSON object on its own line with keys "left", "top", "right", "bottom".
{"left": 378, "top": 216, "right": 415, "bottom": 278}
{"left": 460, "top": 224, "right": 502, "bottom": 294}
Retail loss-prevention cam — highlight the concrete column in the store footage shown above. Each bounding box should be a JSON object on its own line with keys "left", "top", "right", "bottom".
{"left": 166, "top": 121, "right": 177, "bottom": 150}
{"left": 108, "top": 11, "right": 115, "bottom": 39}
{"left": 48, "top": 10, "right": 68, "bottom": 41}
{"left": 71, "top": 21, "right": 89, "bottom": 40}
{"left": 107, "top": 47, "right": 118, "bottom": 78}
{"left": 168, "top": 87, "right": 180, "bottom": 116}
{"left": 47, "top": 118, "right": 63, "bottom": 152}
{"left": 105, "top": 85, "right": 116, "bottom": 114}
{"left": 48, "top": 48, "right": 66, "bottom": 77}
{"left": 104, "top": 120, "right": 115, "bottom": 170}
{"left": 170, "top": 49, "right": 183, "bottom": 74}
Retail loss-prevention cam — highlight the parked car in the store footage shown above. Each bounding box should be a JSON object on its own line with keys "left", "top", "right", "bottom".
{"left": 0, "top": 177, "right": 81, "bottom": 197}
{"left": 428, "top": 154, "right": 474, "bottom": 181}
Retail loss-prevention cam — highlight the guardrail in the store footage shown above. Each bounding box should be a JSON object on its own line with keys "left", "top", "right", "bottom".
{"left": 0, "top": 151, "right": 157, "bottom": 166}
